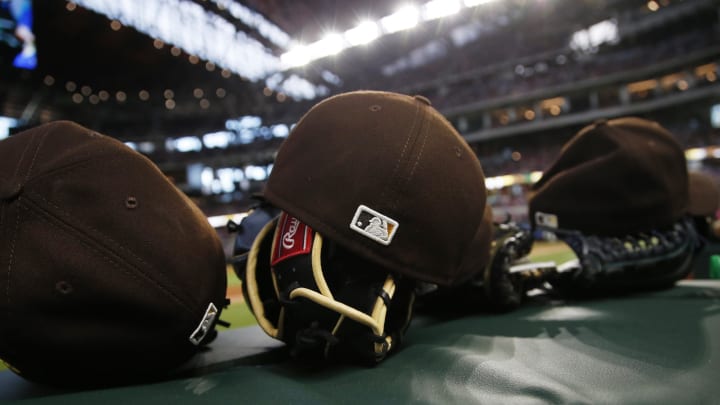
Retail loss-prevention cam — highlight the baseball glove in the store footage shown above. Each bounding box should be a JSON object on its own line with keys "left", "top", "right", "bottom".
{"left": 416, "top": 215, "right": 702, "bottom": 311}
{"left": 230, "top": 206, "right": 415, "bottom": 364}
{"left": 541, "top": 217, "right": 703, "bottom": 298}
{"left": 415, "top": 219, "right": 557, "bottom": 313}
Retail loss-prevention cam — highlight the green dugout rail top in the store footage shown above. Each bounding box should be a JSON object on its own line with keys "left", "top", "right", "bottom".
{"left": 2, "top": 280, "right": 720, "bottom": 404}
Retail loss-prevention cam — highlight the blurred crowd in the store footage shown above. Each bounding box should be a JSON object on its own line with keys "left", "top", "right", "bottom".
{"left": 190, "top": 0, "right": 720, "bottom": 239}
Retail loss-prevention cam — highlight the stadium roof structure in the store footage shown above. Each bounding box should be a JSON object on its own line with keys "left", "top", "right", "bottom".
{"left": 0, "top": 0, "right": 656, "bottom": 139}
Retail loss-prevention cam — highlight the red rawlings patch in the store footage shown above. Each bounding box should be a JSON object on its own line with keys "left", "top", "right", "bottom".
{"left": 271, "top": 212, "right": 314, "bottom": 266}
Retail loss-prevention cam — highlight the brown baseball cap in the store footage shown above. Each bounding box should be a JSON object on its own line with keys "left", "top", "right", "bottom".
{"left": 529, "top": 117, "right": 689, "bottom": 235}
{"left": 687, "top": 171, "right": 719, "bottom": 217}
{"left": 264, "top": 91, "right": 493, "bottom": 286}
{"left": 0, "top": 121, "right": 227, "bottom": 386}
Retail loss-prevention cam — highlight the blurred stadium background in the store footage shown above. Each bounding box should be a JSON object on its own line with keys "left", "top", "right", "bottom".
{"left": 1, "top": 0, "right": 718, "bottom": 271}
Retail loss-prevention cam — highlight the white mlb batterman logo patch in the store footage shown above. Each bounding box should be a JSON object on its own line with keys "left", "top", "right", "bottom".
{"left": 350, "top": 204, "right": 399, "bottom": 246}
{"left": 535, "top": 211, "right": 559, "bottom": 229}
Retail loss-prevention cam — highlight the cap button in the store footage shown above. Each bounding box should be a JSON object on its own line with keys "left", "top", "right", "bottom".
{"left": 413, "top": 95, "right": 432, "bottom": 106}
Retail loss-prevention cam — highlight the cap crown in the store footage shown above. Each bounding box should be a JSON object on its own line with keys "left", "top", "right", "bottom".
{"left": 0, "top": 121, "right": 227, "bottom": 385}
{"left": 529, "top": 117, "right": 688, "bottom": 235}
{"left": 265, "top": 91, "right": 492, "bottom": 286}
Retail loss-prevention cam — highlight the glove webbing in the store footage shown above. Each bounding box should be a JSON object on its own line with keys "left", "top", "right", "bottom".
{"left": 545, "top": 217, "right": 701, "bottom": 296}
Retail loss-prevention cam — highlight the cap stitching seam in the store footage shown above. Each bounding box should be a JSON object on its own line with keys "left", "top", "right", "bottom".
{"left": 9, "top": 126, "right": 41, "bottom": 186}
{"left": 25, "top": 189, "right": 195, "bottom": 314}
{"left": 24, "top": 196, "right": 196, "bottom": 316}
{"left": 21, "top": 154, "right": 185, "bottom": 304}
{"left": 5, "top": 200, "right": 21, "bottom": 327}
{"left": 44, "top": 207, "right": 193, "bottom": 312}
{"left": 19, "top": 140, "right": 205, "bottom": 308}
{"left": 5, "top": 127, "right": 48, "bottom": 328}
{"left": 22, "top": 126, "right": 50, "bottom": 184}
{"left": 395, "top": 107, "right": 430, "bottom": 210}
{"left": 380, "top": 102, "right": 421, "bottom": 204}
{"left": 19, "top": 148, "right": 129, "bottom": 186}
{"left": 406, "top": 112, "right": 429, "bottom": 180}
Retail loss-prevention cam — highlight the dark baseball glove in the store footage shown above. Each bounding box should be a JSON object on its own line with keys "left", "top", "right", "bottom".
{"left": 415, "top": 219, "right": 558, "bottom": 313}
{"left": 416, "top": 215, "right": 702, "bottom": 312}
{"left": 541, "top": 217, "right": 703, "bottom": 298}
{"left": 229, "top": 205, "right": 415, "bottom": 364}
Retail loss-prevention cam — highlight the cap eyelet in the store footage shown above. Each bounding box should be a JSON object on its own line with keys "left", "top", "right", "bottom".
{"left": 56, "top": 281, "right": 73, "bottom": 295}
{"left": 125, "top": 196, "right": 138, "bottom": 209}
{"left": 454, "top": 147, "right": 463, "bottom": 158}
{"left": 369, "top": 105, "right": 382, "bottom": 112}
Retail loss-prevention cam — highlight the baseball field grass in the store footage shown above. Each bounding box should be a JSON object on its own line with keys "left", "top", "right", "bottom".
{"left": 223, "top": 268, "right": 256, "bottom": 328}
{"left": 0, "top": 241, "right": 574, "bottom": 374}
{"left": 527, "top": 240, "right": 577, "bottom": 264}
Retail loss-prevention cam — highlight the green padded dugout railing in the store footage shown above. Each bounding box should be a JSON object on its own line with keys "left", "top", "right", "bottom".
{"left": 2, "top": 280, "right": 719, "bottom": 404}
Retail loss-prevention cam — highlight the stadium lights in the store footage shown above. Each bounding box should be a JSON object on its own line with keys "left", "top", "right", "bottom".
{"left": 207, "top": 212, "right": 248, "bottom": 229}
{"left": 72, "top": 0, "right": 329, "bottom": 100}
{"left": 208, "top": 0, "right": 292, "bottom": 49}
{"left": 463, "top": 0, "right": 498, "bottom": 6}
{"left": 75, "top": 0, "right": 508, "bottom": 96}
{"left": 0, "top": 116, "right": 19, "bottom": 140}
{"left": 280, "top": 32, "right": 350, "bottom": 68}
{"left": 570, "top": 18, "right": 619, "bottom": 53}
{"left": 685, "top": 148, "right": 707, "bottom": 162}
{"left": 280, "top": 46, "right": 311, "bottom": 69}
{"left": 712, "top": 104, "right": 720, "bottom": 128}
{"left": 170, "top": 136, "right": 203, "bottom": 153}
{"left": 74, "top": 0, "right": 281, "bottom": 80}
{"left": 381, "top": 5, "right": 421, "bottom": 34}
{"left": 345, "top": 21, "right": 382, "bottom": 46}
{"left": 280, "top": 0, "right": 505, "bottom": 69}
{"left": 423, "top": 0, "right": 462, "bottom": 20}
{"left": 484, "top": 172, "right": 544, "bottom": 191}
{"left": 308, "top": 33, "right": 346, "bottom": 59}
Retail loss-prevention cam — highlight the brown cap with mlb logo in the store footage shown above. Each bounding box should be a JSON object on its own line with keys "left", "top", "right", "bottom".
{"left": 264, "top": 91, "right": 493, "bottom": 286}
{"left": 529, "top": 117, "right": 689, "bottom": 235}
{"left": 0, "top": 121, "right": 227, "bottom": 386}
